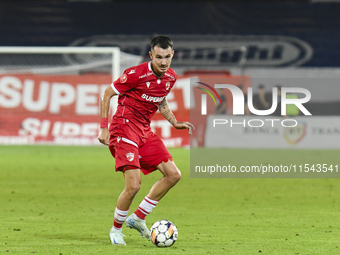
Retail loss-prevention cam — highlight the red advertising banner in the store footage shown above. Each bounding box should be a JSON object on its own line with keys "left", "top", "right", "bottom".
{"left": 0, "top": 74, "right": 192, "bottom": 146}
{"left": 0, "top": 73, "right": 248, "bottom": 146}
{"left": 0, "top": 74, "right": 111, "bottom": 144}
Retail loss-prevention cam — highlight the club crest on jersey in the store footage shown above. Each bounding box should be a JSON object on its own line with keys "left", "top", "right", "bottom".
{"left": 166, "top": 82, "right": 171, "bottom": 90}
{"left": 120, "top": 74, "right": 128, "bottom": 83}
{"left": 146, "top": 82, "right": 151, "bottom": 88}
{"left": 126, "top": 152, "right": 134, "bottom": 162}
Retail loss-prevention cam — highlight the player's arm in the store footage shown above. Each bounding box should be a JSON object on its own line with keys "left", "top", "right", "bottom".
{"left": 158, "top": 98, "right": 194, "bottom": 135}
{"left": 98, "top": 85, "right": 117, "bottom": 145}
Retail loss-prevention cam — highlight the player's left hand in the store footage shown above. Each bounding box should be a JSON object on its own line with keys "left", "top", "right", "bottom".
{"left": 173, "top": 121, "right": 195, "bottom": 135}
{"left": 98, "top": 128, "right": 110, "bottom": 146}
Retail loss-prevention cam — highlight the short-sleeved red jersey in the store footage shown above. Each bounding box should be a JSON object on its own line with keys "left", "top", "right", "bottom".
{"left": 111, "top": 61, "right": 177, "bottom": 129}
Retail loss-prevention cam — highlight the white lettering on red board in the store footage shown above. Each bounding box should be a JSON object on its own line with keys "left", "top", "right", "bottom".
{"left": 0, "top": 76, "right": 110, "bottom": 115}
{"left": 0, "top": 75, "right": 191, "bottom": 115}
{"left": 19, "top": 118, "right": 99, "bottom": 137}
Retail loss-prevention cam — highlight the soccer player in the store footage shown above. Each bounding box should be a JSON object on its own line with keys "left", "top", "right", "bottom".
{"left": 98, "top": 35, "right": 194, "bottom": 245}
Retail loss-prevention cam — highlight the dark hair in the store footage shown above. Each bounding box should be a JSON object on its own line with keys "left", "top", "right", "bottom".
{"left": 151, "top": 35, "right": 173, "bottom": 50}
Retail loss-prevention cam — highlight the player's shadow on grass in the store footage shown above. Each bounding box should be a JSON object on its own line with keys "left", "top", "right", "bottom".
{"left": 38, "top": 233, "right": 109, "bottom": 245}
{"left": 39, "top": 233, "right": 160, "bottom": 248}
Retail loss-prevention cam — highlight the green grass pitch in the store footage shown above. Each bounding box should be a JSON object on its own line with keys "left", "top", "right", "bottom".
{"left": 1, "top": 145, "right": 340, "bottom": 254}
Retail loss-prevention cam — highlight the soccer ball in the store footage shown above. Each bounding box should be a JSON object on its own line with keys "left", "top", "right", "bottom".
{"left": 150, "top": 220, "right": 178, "bottom": 247}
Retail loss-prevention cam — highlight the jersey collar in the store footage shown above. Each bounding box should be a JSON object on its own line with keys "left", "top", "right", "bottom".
{"left": 148, "top": 61, "right": 165, "bottom": 78}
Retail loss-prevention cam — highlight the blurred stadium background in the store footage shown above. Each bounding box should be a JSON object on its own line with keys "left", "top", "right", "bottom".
{"left": 0, "top": 0, "right": 340, "bottom": 149}
{"left": 1, "top": 1, "right": 340, "bottom": 254}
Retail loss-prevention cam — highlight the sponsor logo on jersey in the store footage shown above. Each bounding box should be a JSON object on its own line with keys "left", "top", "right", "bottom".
{"left": 146, "top": 82, "right": 151, "bottom": 88}
{"left": 141, "top": 94, "right": 165, "bottom": 103}
{"left": 117, "top": 136, "right": 121, "bottom": 143}
{"left": 126, "top": 152, "right": 134, "bottom": 162}
{"left": 139, "top": 72, "right": 153, "bottom": 79}
{"left": 166, "top": 82, "right": 171, "bottom": 90}
{"left": 128, "top": 69, "right": 135, "bottom": 74}
{"left": 165, "top": 73, "right": 175, "bottom": 80}
{"left": 120, "top": 74, "right": 127, "bottom": 83}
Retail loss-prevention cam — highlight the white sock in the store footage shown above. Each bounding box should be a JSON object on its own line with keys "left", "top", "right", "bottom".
{"left": 134, "top": 196, "right": 158, "bottom": 220}
{"left": 112, "top": 207, "right": 129, "bottom": 231}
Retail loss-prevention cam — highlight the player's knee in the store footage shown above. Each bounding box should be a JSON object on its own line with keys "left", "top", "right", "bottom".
{"left": 126, "top": 182, "right": 140, "bottom": 197}
{"left": 169, "top": 169, "right": 181, "bottom": 185}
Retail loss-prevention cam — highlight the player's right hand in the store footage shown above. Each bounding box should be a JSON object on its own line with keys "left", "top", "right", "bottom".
{"left": 98, "top": 128, "right": 110, "bottom": 146}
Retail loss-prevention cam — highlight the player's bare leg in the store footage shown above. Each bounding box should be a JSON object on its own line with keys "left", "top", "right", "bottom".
{"left": 117, "top": 169, "right": 141, "bottom": 210}
{"left": 110, "top": 169, "right": 141, "bottom": 245}
{"left": 148, "top": 160, "right": 181, "bottom": 201}
{"left": 124, "top": 167, "right": 151, "bottom": 239}
{"left": 127, "top": 161, "right": 181, "bottom": 240}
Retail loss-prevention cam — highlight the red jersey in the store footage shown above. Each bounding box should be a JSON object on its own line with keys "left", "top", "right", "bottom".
{"left": 111, "top": 61, "right": 177, "bottom": 132}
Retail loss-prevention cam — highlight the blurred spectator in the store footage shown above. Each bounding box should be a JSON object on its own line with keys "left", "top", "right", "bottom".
{"left": 239, "top": 84, "right": 251, "bottom": 116}
{"left": 271, "top": 85, "right": 300, "bottom": 116}
{"left": 273, "top": 85, "right": 282, "bottom": 116}
{"left": 257, "top": 84, "right": 270, "bottom": 110}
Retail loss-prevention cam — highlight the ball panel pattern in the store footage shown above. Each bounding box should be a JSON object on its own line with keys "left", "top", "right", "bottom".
{"left": 150, "top": 220, "right": 178, "bottom": 247}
